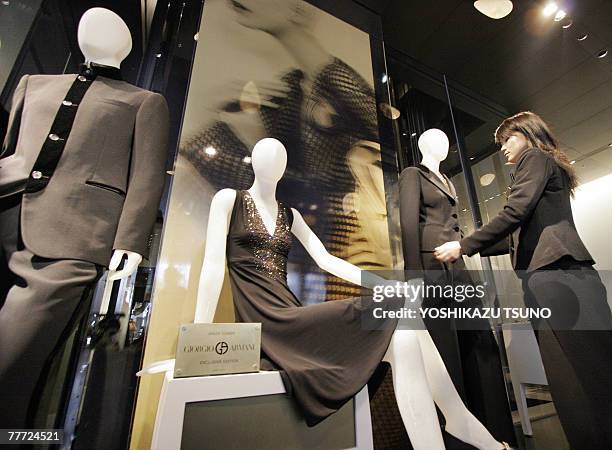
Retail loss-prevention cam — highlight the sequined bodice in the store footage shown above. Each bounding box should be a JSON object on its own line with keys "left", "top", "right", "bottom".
{"left": 227, "top": 190, "right": 293, "bottom": 282}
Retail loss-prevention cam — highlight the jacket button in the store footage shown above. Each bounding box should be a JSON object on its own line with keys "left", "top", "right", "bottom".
{"left": 453, "top": 225, "right": 460, "bottom": 232}
{"left": 62, "top": 100, "right": 73, "bottom": 106}
{"left": 452, "top": 213, "right": 458, "bottom": 218}
{"left": 32, "top": 171, "right": 42, "bottom": 179}
{"left": 48, "top": 133, "right": 60, "bottom": 141}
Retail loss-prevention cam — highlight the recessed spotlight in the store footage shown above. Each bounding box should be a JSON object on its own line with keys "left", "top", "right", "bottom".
{"left": 204, "top": 146, "right": 217, "bottom": 156}
{"left": 309, "top": 204, "right": 318, "bottom": 211}
{"left": 469, "top": 157, "right": 475, "bottom": 160}
{"left": 242, "top": 156, "right": 252, "bottom": 163}
{"left": 561, "top": 19, "right": 572, "bottom": 29}
{"left": 553, "top": 10, "right": 566, "bottom": 21}
{"left": 543, "top": 2, "right": 558, "bottom": 17}
{"left": 480, "top": 173, "right": 496, "bottom": 186}
{"left": 411, "top": 132, "right": 417, "bottom": 137}
{"left": 570, "top": 160, "right": 576, "bottom": 165}
{"left": 597, "top": 49, "right": 608, "bottom": 58}
{"left": 382, "top": 74, "right": 388, "bottom": 83}
{"left": 577, "top": 34, "right": 588, "bottom": 41}
{"left": 402, "top": 132, "right": 407, "bottom": 136}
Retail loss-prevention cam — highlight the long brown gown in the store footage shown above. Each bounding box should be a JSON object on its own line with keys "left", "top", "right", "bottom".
{"left": 227, "top": 190, "right": 397, "bottom": 426}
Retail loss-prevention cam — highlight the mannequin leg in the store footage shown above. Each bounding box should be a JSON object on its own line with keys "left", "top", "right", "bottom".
{"left": 416, "top": 330, "right": 503, "bottom": 450}
{"left": 383, "top": 329, "right": 446, "bottom": 450}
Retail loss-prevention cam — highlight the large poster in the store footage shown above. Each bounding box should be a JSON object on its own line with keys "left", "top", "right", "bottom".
{"left": 132, "top": 2, "right": 392, "bottom": 445}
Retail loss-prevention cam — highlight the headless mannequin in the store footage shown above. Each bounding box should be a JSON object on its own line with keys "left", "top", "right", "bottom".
{"left": 193, "top": 138, "right": 504, "bottom": 449}
{"left": 79, "top": 8, "right": 142, "bottom": 280}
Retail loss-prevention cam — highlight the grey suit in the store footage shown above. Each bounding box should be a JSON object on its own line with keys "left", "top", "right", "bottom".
{"left": 0, "top": 69, "right": 169, "bottom": 265}
{"left": 0, "top": 64, "right": 169, "bottom": 430}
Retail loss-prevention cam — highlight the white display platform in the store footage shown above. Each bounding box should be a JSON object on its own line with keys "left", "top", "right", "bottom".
{"left": 502, "top": 322, "right": 548, "bottom": 436}
{"left": 151, "top": 369, "right": 373, "bottom": 450}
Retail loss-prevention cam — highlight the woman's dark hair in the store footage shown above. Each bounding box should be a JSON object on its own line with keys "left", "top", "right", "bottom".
{"left": 495, "top": 111, "right": 578, "bottom": 194}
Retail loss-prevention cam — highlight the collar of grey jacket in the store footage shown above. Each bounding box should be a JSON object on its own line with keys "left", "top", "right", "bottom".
{"left": 78, "top": 62, "right": 122, "bottom": 81}
{"left": 415, "top": 163, "right": 456, "bottom": 200}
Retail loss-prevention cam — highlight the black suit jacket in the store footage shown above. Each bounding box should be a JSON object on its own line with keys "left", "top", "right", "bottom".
{"left": 399, "top": 164, "right": 463, "bottom": 272}
{"left": 461, "top": 148, "right": 594, "bottom": 271}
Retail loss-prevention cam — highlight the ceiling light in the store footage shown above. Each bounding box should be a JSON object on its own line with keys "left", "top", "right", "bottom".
{"left": 597, "top": 49, "right": 608, "bottom": 58}
{"left": 382, "top": 74, "right": 388, "bottom": 83}
{"left": 542, "top": 2, "right": 558, "bottom": 17}
{"left": 242, "top": 156, "right": 251, "bottom": 163}
{"left": 577, "top": 34, "right": 588, "bottom": 41}
{"left": 553, "top": 10, "right": 567, "bottom": 21}
{"left": 570, "top": 160, "right": 576, "bottom": 165}
{"left": 204, "top": 146, "right": 217, "bottom": 156}
{"left": 561, "top": 19, "right": 572, "bottom": 29}
{"left": 379, "top": 103, "right": 400, "bottom": 120}
{"left": 480, "top": 173, "right": 496, "bottom": 186}
{"left": 474, "top": 0, "right": 513, "bottom": 19}
{"left": 411, "top": 132, "right": 417, "bottom": 137}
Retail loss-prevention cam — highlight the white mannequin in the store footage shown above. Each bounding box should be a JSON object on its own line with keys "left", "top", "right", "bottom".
{"left": 193, "top": 138, "right": 506, "bottom": 449}
{"left": 78, "top": 8, "right": 141, "bottom": 280}
{"left": 419, "top": 128, "right": 450, "bottom": 184}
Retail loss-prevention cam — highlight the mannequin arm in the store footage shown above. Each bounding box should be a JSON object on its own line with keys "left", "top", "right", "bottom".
{"left": 290, "top": 208, "right": 388, "bottom": 288}
{"left": 194, "top": 189, "right": 236, "bottom": 323}
{"left": 108, "top": 249, "right": 142, "bottom": 281}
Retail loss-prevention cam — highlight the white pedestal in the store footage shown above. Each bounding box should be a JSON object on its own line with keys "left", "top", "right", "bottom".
{"left": 151, "top": 370, "right": 373, "bottom": 450}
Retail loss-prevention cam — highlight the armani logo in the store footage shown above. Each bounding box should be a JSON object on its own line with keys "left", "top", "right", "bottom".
{"left": 215, "top": 341, "right": 229, "bottom": 355}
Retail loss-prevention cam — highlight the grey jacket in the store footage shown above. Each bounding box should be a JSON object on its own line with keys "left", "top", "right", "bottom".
{"left": 0, "top": 70, "right": 169, "bottom": 266}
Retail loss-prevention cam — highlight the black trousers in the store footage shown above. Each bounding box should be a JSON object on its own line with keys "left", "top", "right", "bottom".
{"left": 0, "top": 195, "right": 101, "bottom": 430}
{"left": 420, "top": 252, "right": 516, "bottom": 447}
{"left": 522, "top": 257, "right": 612, "bottom": 450}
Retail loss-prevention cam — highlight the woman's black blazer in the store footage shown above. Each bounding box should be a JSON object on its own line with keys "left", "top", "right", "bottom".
{"left": 460, "top": 148, "right": 594, "bottom": 271}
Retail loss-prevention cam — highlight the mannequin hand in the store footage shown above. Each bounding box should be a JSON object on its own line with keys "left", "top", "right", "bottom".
{"left": 434, "top": 241, "right": 462, "bottom": 263}
{"left": 136, "top": 359, "right": 175, "bottom": 376}
{"left": 108, "top": 249, "right": 142, "bottom": 281}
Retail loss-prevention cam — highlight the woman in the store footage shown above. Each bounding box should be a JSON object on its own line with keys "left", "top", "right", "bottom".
{"left": 434, "top": 111, "right": 612, "bottom": 449}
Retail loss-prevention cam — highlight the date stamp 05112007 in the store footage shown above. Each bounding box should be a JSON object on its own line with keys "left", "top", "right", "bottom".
{"left": 0, "top": 429, "right": 64, "bottom": 444}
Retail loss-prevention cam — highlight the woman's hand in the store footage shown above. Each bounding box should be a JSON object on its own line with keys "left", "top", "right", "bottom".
{"left": 434, "top": 241, "right": 462, "bottom": 263}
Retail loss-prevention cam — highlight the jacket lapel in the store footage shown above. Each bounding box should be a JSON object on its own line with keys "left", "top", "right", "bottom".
{"left": 417, "top": 164, "right": 456, "bottom": 200}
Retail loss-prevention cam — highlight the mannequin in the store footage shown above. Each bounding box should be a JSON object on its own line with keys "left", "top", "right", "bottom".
{"left": 0, "top": 7, "right": 169, "bottom": 431}
{"left": 190, "top": 137, "right": 506, "bottom": 449}
{"left": 79, "top": 7, "right": 143, "bottom": 281}
{"left": 398, "top": 129, "right": 515, "bottom": 446}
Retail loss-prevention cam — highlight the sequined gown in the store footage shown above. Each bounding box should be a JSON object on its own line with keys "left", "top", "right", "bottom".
{"left": 183, "top": 58, "right": 381, "bottom": 301}
{"left": 228, "top": 190, "right": 397, "bottom": 426}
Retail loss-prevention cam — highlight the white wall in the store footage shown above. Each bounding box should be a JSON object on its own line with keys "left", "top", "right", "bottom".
{"left": 571, "top": 173, "right": 612, "bottom": 299}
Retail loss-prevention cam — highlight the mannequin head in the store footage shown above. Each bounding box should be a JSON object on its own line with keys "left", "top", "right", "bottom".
{"left": 418, "top": 129, "right": 449, "bottom": 164}
{"left": 78, "top": 8, "right": 132, "bottom": 68}
{"left": 251, "top": 138, "right": 287, "bottom": 184}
